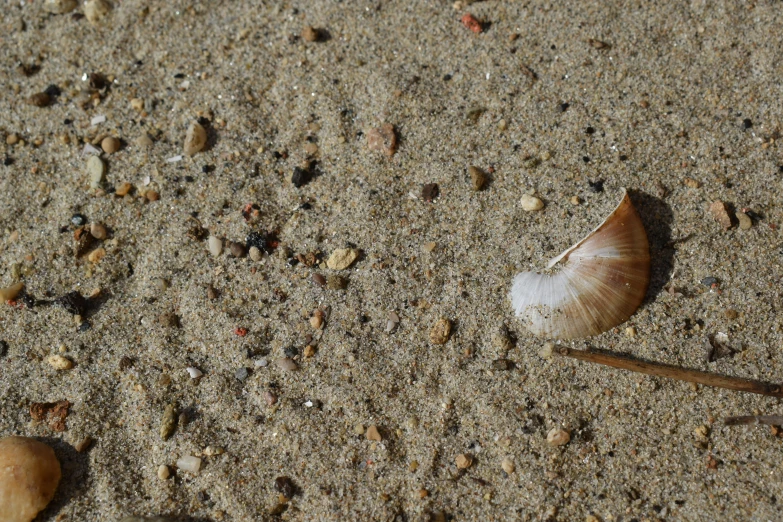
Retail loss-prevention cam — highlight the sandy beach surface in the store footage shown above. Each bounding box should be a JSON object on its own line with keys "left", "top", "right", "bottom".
{"left": 2, "top": 1, "right": 783, "bottom": 520}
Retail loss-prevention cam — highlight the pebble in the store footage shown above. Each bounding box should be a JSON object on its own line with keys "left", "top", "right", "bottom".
{"left": 461, "top": 13, "right": 483, "bottom": 33}
{"left": 310, "top": 310, "right": 324, "bottom": 329}
{"left": 570, "top": 195, "right": 581, "bottom": 206}
{"left": 312, "top": 273, "right": 326, "bottom": 287}
{"left": 71, "top": 213, "right": 87, "bottom": 226}
{"left": 157, "top": 465, "right": 170, "bottom": 480}
{"left": 46, "top": 355, "right": 73, "bottom": 370}
{"left": 302, "top": 25, "right": 320, "bottom": 42}
{"left": 115, "top": 182, "right": 133, "bottom": 196}
{"left": 354, "top": 423, "right": 365, "bottom": 436}
{"left": 366, "top": 425, "right": 382, "bottom": 441}
{"left": 87, "top": 247, "right": 106, "bottom": 263}
{"left": 145, "top": 190, "right": 159, "bottom": 202}
{"left": 84, "top": 0, "right": 111, "bottom": 24}
{"left": 275, "top": 476, "right": 296, "bottom": 498}
{"left": 183, "top": 122, "right": 207, "bottom": 156}
{"left": 736, "top": 211, "right": 752, "bottom": 230}
{"left": 520, "top": 194, "right": 544, "bottom": 211}
{"left": 0, "top": 282, "right": 24, "bottom": 301}
{"left": 6, "top": 134, "right": 19, "bottom": 145}
{"left": 43, "top": 0, "right": 78, "bottom": 14}
{"left": 26, "top": 93, "right": 51, "bottom": 107}
{"left": 455, "top": 453, "right": 473, "bottom": 469}
{"left": 709, "top": 200, "right": 733, "bottom": 230}
{"left": 121, "top": 519, "right": 174, "bottom": 522}
{"left": 291, "top": 166, "right": 313, "bottom": 188}
{"left": 101, "top": 136, "right": 120, "bottom": 154}
{"left": 249, "top": 246, "right": 262, "bottom": 261}
{"left": 160, "top": 404, "right": 177, "bottom": 440}
{"left": 0, "top": 436, "right": 61, "bottom": 522}
{"left": 326, "top": 248, "right": 359, "bottom": 270}
{"left": 303, "top": 345, "right": 316, "bottom": 357}
{"left": 186, "top": 367, "right": 202, "bottom": 379}
{"left": 275, "top": 358, "right": 298, "bottom": 371}
{"left": 176, "top": 455, "right": 201, "bottom": 473}
{"left": 501, "top": 458, "right": 515, "bottom": 474}
{"left": 422, "top": 183, "right": 440, "bottom": 202}
{"left": 429, "top": 318, "right": 452, "bottom": 344}
{"left": 326, "top": 275, "right": 347, "bottom": 290}
{"left": 208, "top": 236, "right": 223, "bottom": 257}
{"left": 263, "top": 391, "right": 278, "bottom": 406}
{"left": 86, "top": 156, "right": 105, "bottom": 188}
{"left": 235, "top": 367, "right": 250, "bottom": 382}
{"left": 684, "top": 177, "right": 701, "bottom": 188}
{"left": 625, "top": 326, "right": 637, "bottom": 337}
{"left": 546, "top": 428, "right": 570, "bottom": 446}
{"left": 468, "top": 166, "right": 486, "bottom": 191}
{"left": 229, "top": 241, "right": 246, "bottom": 258}
{"left": 386, "top": 311, "right": 400, "bottom": 333}
{"left": 366, "top": 123, "right": 398, "bottom": 157}
{"left": 135, "top": 134, "right": 153, "bottom": 148}
{"left": 75, "top": 437, "right": 93, "bottom": 453}
{"left": 90, "top": 223, "right": 107, "bottom": 240}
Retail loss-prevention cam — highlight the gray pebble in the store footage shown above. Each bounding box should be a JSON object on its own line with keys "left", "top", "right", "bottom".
{"left": 235, "top": 367, "right": 250, "bottom": 381}
{"left": 275, "top": 358, "right": 298, "bottom": 371}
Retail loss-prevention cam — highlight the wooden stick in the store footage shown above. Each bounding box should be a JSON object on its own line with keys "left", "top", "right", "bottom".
{"left": 724, "top": 415, "right": 783, "bottom": 426}
{"left": 554, "top": 346, "right": 783, "bottom": 398}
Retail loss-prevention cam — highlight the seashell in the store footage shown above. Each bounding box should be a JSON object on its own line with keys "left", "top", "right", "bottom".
{"left": 509, "top": 189, "right": 650, "bottom": 339}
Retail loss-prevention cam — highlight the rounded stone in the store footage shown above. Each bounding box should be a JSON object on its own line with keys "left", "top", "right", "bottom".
{"left": 86, "top": 156, "right": 105, "bottom": 188}
{"left": 546, "top": 428, "right": 570, "bottom": 446}
{"left": 520, "top": 194, "right": 544, "bottom": 211}
{"left": 208, "top": 236, "right": 222, "bottom": 257}
{"left": 0, "top": 436, "right": 61, "bottom": 522}
{"left": 101, "top": 136, "right": 120, "bottom": 154}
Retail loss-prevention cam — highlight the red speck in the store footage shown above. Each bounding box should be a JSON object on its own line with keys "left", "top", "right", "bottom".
{"left": 234, "top": 327, "right": 248, "bottom": 337}
{"left": 770, "top": 223, "right": 777, "bottom": 230}
{"left": 461, "top": 13, "right": 483, "bottom": 33}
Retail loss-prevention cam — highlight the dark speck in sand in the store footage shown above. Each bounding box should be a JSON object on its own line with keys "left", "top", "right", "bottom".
{"left": 588, "top": 180, "right": 605, "bottom": 192}
{"left": 55, "top": 291, "right": 89, "bottom": 316}
{"left": 246, "top": 231, "right": 276, "bottom": 255}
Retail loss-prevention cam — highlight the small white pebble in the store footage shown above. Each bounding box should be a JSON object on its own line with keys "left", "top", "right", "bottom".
{"left": 166, "top": 155, "right": 183, "bottom": 163}
{"left": 186, "top": 366, "right": 203, "bottom": 379}
{"left": 157, "top": 464, "right": 170, "bottom": 480}
{"left": 304, "top": 400, "right": 314, "bottom": 408}
{"left": 47, "top": 355, "right": 73, "bottom": 370}
{"left": 90, "top": 114, "right": 106, "bottom": 126}
{"left": 82, "top": 143, "right": 102, "bottom": 156}
{"left": 520, "top": 194, "right": 544, "bottom": 211}
{"left": 176, "top": 455, "right": 201, "bottom": 473}
{"left": 254, "top": 357, "right": 269, "bottom": 368}
{"left": 208, "top": 236, "right": 223, "bottom": 257}
{"left": 539, "top": 342, "right": 554, "bottom": 359}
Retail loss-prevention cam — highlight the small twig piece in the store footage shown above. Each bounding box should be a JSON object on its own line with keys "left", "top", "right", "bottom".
{"left": 555, "top": 346, "right": 783, "bottom": 398}
{"left": 724, "top": 415, "right": 783, "bottom": 427}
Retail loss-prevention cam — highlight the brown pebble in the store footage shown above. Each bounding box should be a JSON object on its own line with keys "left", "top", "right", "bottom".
{"left": 367, "top": 123, "right": 398, "bottom": 157}
{"left": 158, "top": 312, "right": 179, "bottom": 328}
{"left": 588, "top": 38, "right": 610, "bottom": 49}
{"left": 312, "top": 273, "right": 326, "bottom": 287}
{"left": 27, "top": 92, "right": 51, "bottom": 107}
{"left": 310, "top": 309, "right": 324, "bottom": 329}
{"left": 264, "top": 391, "right": 278, "bottom": 406}
{"left": 455, "top": 453, "right": 473, "bottom": 469}
{"left": 0, "top": 436, "right": 61, "bottom": 522}
{"left": 366, "top": 425, "right": 382, "bottom": 441}
{"left": 229, "top": 241, "right": 246, "bottom": 258}
{"left": 724, "top": 309, "right": 738, "bottom": 320}
{"left": 183, "top": 122, "right": 207, "bottom": 156}
{"left": 101, "top": 136, "right": 120, "bottom": 154}
{"left": 422, "top": 183, "right": 440, "bottom": 202}
{"left": 326, "top": 275, "right": 347, "bottom": 290}
{"left": 302, "top": 25, "right": 320, "bottom": 42}
{"left": 146, "top": 190, "right": 160, "bottom": 202}
{"left": 160, "top": 403, "right": 177, "bottom": 440}
{"left": 75, "top": 436, "right": 93, "bottom": 453}
{"left": 709, "top": 200, "right": 733, "bottom": 230}
{"left": 546, "top": 428, "right": 570, "bottom": 446}
{"left": 684, "top": 177, "right": 701, "bottom": 188}
{"left": 429, "top": 318, "right": 452, "bottom": 344}
{"left": 468, "top": 166, "right": 486, "bottom": 191}
{"left": 115, "top": 182, "right": 133, "bottom": 197}
{"left": 89, "top": 223, "right": 107, "bottom": 240}
{"left": 303, "top": 345, "right": 316, "bottom": 358}
{"left": 207, "top": 285, "right": 219, "bottom": 300}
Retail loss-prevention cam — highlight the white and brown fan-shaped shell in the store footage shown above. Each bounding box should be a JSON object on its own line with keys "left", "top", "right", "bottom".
{"left": 510, "top": 189, "right": 650, "bottom": 339}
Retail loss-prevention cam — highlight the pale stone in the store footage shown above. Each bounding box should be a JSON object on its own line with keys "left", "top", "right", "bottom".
{"left": 87, "top": 156, "right": 105, "bottom": 188}
{"left": 208, "top": 236, "right": 222, "bottom": 257}
{"left": 84, "top": 0, "right": 111, "bottom": 25}
{"left": 546, "top": 428, "right": 570, "bottom": 446}
{"left": 43, "top": 0, "right": 78, "bottom": 14}
{"left": 520, "top": 194, "right": 544, "bottom": 211}
{"left": 366, "top": 425, "right": 382, "bottom": 441}
{"left": 0, "top": 436, "right": 61, "bottom": 522}
{"left": 183, "top": 122, "right": 207, "bottom": 156}
{"left": 326, "top": 248, "right": 359, "bottom": 270}
{"left": 455, "top": 453, "right": 473, "bottom": 469}
{"left": 47, "top": 355, "right": 73, "bottom": 370}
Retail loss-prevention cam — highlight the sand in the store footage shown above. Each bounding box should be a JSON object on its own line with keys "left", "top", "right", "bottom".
{"left": 2, "top": 1, "right": 783, "bottom": 520}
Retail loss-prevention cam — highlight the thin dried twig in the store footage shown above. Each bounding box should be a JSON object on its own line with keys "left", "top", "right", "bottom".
{"left": 554, "top": 346, "right": 783, "bottom": 398}
{"left": 724, "top": 415, "right": 783, "bottom": 427}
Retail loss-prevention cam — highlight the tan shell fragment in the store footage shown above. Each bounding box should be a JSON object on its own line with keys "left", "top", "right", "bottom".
{"left": 509, "top": 189, "right": 650, "bottom": 339}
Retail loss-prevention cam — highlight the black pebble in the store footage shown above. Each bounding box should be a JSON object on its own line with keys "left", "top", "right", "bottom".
{"left": 202, "top": 164, "right": 214, "bottom": 174}
{"left": 558, "top": 102, "right": 569, "bottom": 112}
{"left": 742, "top": 118, "right": 753, "bottom": 129}
{"left": 586, "top": 126, "right": 595, "bottom": 134}
{"left": 0, "top": 340, "right": 7, "bottom": 357}
{"left": 246, "top": 231, "right": 274, "bottom": 254}
{"left": 275, "top": 477, "right": 297, "bottom": 498}
{"left": 582, "top": 156, "right": 590, "bottom": 163}
{"left": 284, "top": 346, "right": 298, "bottom": 358}
{"left": 3, "top": 156, "right": 13, "bottom": 166}
{"left": 588, "top": 179, "right": 605, "bottom": 193}
{"left": 55, "top": 291, "right": 89, "bottom": 316}
{"left": 71, "top": 214, "right": 87, "bottom": 226}
{"left": 291, "top": 167, "right": 313, "bottom": 188}
{"left": 44, "top": 84, "right": 61, "bottom": 97}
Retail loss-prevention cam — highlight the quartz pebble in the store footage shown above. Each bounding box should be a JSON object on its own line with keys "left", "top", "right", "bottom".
{"left": 709, "top": 201, "right": 733, "bottom": 230}
{"left": 326, "top": 248, "right": 359, "bottom": 270}
{"left": 0, "top": 436, "right": 61, "bottom": 522}
{"left": 186, "top": 367, "right": 203, "bottom": 379}
{"left": 366, "top": 425, "right": 382, "bottom": 441}
{"left": 546, "top": 428, "right": 570, "bottom": 446}
{"left": 176, "top": 455, "right": 201, "bottom": 473}
{"left": 455, "top": 453, "right": 473, "bottom": 469}
{"left": 84, "top": 0, "right": 111, "bottom": 24}
{"left": 87, "top": 156, "right": 105, "bottom": 188}
{"left": 501, "top": 457, "right": 515, "bottom": 474}
{"left": 275, "top": 358, "right": 298, "bottom": 371}
{"left": 157, "top": 465, "right": 170, "bottom": 480}
{"left": 520, "top": 194, "right": 544, "bottom": 211}
{"left": 249, "top": 246, "right": 262, "bottom": 261}
{"left": 46, "top": 355, "right": 73, "bottom": 370}
{"left": 367, "top": 123, "right": 398, "bottom": 157}
{"left": 101, "top": 136, "right": 120, "bottom": 154}
{"left": 184, "top": 122, "right": 207, "bottom": 156}
{"left": 208, "top": 236, "right": 223, "bottom": 257}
